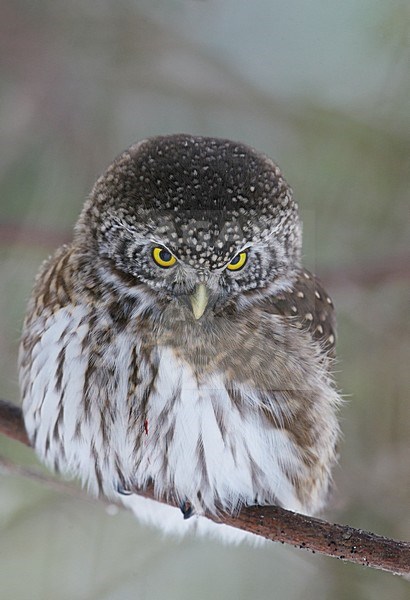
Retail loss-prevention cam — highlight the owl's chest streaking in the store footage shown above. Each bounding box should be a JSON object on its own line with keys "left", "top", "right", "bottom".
{"left": 20, "top": 298, "right": 339, "bottom": 520}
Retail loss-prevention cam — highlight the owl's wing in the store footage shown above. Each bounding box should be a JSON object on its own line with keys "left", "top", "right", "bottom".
{"left": 264, "top": 269, "right": 337, "bottom": 357}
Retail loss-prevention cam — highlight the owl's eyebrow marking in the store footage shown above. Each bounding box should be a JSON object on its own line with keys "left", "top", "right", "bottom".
{"left": 239, "top": 242, "right": 253, "bottom": 252}
{"left": 226, "top": 242, "right": 253, "bottom": 262}
{"left": 149, "top": 238, "right": 179, "bottom": 259}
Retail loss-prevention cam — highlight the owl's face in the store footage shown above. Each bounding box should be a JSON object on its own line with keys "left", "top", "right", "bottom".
{"left": 77, "top": 135, "right": 302, "bottom": 319}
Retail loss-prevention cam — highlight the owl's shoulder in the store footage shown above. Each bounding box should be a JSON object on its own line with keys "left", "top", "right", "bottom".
{"left": 262, "top": 269, "right": 337, "bottom": 356}
{"left": 26, "top": 244, "right": 104, "bottom": 322}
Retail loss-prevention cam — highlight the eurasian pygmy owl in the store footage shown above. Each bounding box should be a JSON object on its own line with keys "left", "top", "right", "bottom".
{"left": 19, "top": 135, "right": 341, "bottom": 537}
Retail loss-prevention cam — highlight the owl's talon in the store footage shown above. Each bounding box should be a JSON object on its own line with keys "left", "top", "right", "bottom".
{"left": 117, "top": 484, "right": 133, "bottom": 496}
{"left": 180, "top": 499, "right": 194, "bottom": 519}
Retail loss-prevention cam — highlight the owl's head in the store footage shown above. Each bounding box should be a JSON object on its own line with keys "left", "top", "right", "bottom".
{"left": 76, "top": 134, "right": 302, "bottom": 319}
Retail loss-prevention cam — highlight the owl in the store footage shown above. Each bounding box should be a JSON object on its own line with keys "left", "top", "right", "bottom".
{"left": 19, "top": 134, "right": 341, "bottom": 538}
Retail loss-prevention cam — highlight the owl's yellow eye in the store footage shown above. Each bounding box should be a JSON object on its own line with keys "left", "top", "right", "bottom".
{"left": 152, "top": 246, "right": 177, "bottom": 268}
{"left": 227, "top": 251, "right": 248, "bottom": 271}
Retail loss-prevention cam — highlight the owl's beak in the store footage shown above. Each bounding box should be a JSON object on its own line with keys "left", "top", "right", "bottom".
{"left": 189, "top": 283, "right": 209, "bottom": 320}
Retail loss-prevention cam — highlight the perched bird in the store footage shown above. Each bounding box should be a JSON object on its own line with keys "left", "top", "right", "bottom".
{"left": 19, "top": 134, "right": 341, "bottom": 537}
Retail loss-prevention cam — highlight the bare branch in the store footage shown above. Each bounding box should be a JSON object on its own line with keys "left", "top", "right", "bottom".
{"left": 0, "top": 398, "right": 30, "bottom": 446}
{"left": 219, "top": 507, "right": 410, "bottom": 576}
{"left": 0, "top": 398, "right": 409, "bottom": 576}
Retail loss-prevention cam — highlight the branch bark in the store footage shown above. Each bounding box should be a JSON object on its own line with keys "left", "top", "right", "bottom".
{"left": 1, "top": 398, "right": 409, "bottom": 576}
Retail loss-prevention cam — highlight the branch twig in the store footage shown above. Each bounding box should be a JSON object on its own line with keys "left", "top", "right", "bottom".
{"left": 0, "top": 398, "right": 409, "bottom": 576}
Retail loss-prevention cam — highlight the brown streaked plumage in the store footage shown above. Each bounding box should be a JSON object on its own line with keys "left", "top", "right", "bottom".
{"left": 19, "top": 134, "right": 342, "bottom": 538}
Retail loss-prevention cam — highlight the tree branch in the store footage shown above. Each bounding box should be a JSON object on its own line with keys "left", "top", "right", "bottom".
{"left": 0, "top": 398, "right": 30, "bottom": 446}
{"left": 0, "top": 398, "right": 409, "bottom": 576}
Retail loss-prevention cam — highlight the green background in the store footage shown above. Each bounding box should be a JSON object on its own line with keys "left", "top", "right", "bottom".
{"left": 0, "top": 1, "right": 409, "bottom": 598}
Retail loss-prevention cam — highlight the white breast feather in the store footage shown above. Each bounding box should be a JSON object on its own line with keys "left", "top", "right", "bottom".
{"left": 21, "top": 305, "right": 313, "bottom": 541}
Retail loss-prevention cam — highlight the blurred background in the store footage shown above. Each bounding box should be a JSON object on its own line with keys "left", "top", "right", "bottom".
{"left": 0, "top": 1, "right": 409, "bottom": 598}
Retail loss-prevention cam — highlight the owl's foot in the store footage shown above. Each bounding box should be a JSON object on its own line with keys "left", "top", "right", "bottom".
{"left": 180, "top": 499, "right": 194, "bottom": 519}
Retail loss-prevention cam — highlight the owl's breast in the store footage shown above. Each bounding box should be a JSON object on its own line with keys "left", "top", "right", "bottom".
{"left": 20, "top": 303, "right": 339, "bottom": 517}
{"left": 155, "top": 305, "right": 324, "bottom": 392}
{"left": 129, "top": 344, "right": 309, "bottom": 514}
